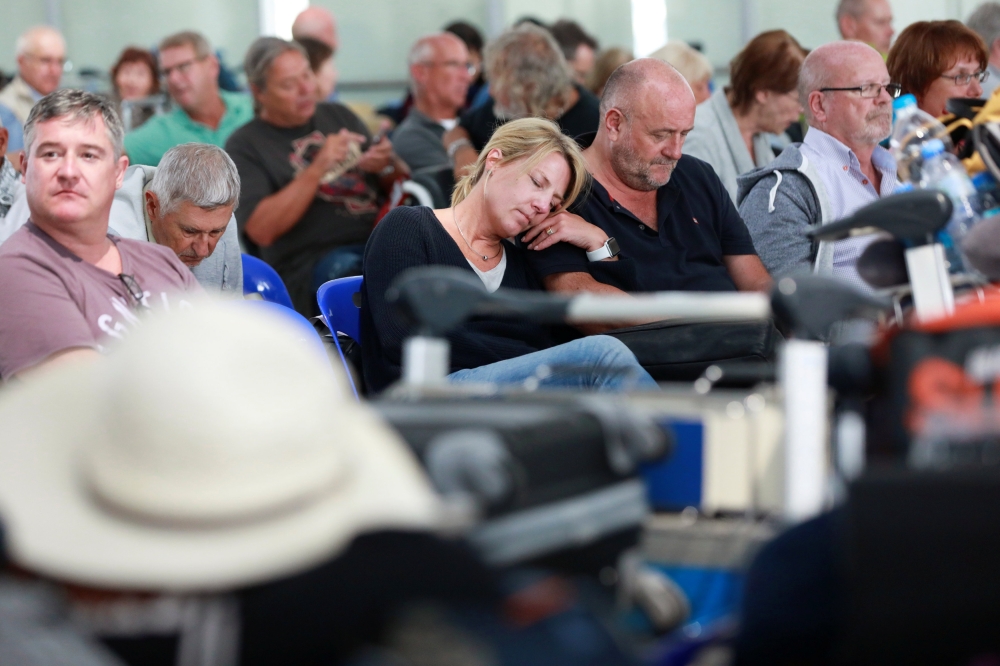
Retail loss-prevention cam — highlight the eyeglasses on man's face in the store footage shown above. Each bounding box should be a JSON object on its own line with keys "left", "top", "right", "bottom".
{"left": 160, "top": 56, "right": 207, "bottom": 80}
{"left": 817, "top": 82, "right": 902, "bottom": 99}
{"left": 939, "top": 70, "right": 989, "bottom": 86}
{"left": 421, "top": 60, "right": 476, "bottom": 77}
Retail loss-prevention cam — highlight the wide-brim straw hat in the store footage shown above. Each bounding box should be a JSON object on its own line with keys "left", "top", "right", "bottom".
{"left": 0, "top": 301, "right": 441, "bottom": 592}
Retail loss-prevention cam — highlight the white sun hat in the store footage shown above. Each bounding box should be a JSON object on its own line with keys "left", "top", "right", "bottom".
{"left": 0, "top": 302, "right": 441, "bottom": 592}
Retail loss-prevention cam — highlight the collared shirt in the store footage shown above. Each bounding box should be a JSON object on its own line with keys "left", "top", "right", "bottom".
{"left": 799, "top": 126, "right": 899, "bottom": 290}
{"left": 123, "top": 90, "right": 254, "bottom": 166}
{"left": 392, "top": 108, "right": 451, "bottom": 174}
{"left": 528, "top": 135, "right": 759, "bottom": 293}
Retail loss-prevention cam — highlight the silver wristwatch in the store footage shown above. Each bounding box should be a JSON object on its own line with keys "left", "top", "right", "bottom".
{"left": 586, "top": 237, "right": 620, "bottom": 262}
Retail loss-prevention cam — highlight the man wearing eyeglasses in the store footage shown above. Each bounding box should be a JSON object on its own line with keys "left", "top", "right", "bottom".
{"left": 123, "top": 31, "right": 253, "bottom": 167}
{"left": 0, "top": 90, "right": 200, "bottom": 381}
{"left": 393, "top": 33, "right": 472, "bottom": 176}
{"left": 737, "top": 41, "right": 899, "bottom": 290}
{"left": 0, "top": 26, "right": 66, "bottom": 153}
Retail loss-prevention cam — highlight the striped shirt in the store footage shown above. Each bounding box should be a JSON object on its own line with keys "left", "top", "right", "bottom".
{"left": 799, "top": 127, "right": 899, "bottom": 291}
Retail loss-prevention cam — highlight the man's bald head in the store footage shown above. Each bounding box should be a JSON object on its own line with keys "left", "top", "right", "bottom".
{"left": 408, "top": 32, "right": 465, "bottom": 67}
{"left": 597, "top": 58, "right": 696, "bottom": 191}
{"left": 15, "top": 26, "right": 66, "bottom": 96}
{"left": 292, "top": 7, "right": 338, "bottom": 51}
{"left": 799, "top": 40, "right": 893, "bottom": 148}
{"left": 408, "top": 32, "right": 471, "bottom": 116}
{"left": 600, "top": 57, "right": 693, "bottom": 118}
{"left": 798, "top": 40, "right": 885, "bottom": 115}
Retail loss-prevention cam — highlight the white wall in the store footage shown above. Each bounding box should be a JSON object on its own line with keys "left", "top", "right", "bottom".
{"left": 1, "top": 0, "right": 257, "bottom": 80}
{"left": 670, "top": 0, "right": 999, "bottom": 79}
{"left": 1, "top": 0, "right": 998, "bottom": 101}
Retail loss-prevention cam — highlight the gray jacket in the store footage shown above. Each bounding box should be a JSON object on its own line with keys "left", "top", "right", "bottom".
{"left": 684, "top": 89, "right": 781, "bottom": 203}
{"left": 3, "top": 165, "right": 243, "bottom": 294}
{"left": 736, "top": 143, "right": 836, "bottom": 278}
{"left": 111, "top": 165, "right": 242, "bottom": 294}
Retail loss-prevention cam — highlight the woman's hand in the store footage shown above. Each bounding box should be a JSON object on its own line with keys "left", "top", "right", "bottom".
{"left": 522, "top": 210, "right": 609, "bottom": 253}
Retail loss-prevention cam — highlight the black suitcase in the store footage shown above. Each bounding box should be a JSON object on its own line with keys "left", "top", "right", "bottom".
{"left": 373, "top": 393, "right": 671, "bottom": 566}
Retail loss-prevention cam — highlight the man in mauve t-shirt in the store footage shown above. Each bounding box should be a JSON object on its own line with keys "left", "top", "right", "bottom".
{"left": 0, "top": 90, "right": 200, "bottom": 380}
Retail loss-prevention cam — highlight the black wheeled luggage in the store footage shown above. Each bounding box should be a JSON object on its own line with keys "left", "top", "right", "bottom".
{"left": 373, "top": 393, "right": 671, "bottom": 566}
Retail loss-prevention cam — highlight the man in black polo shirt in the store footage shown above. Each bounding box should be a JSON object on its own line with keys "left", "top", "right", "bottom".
{"left": 523, "top": 58, "right": 771, "bottom": 332}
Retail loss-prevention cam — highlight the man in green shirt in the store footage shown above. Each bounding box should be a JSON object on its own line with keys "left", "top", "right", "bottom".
{"left": 124, "top": 31, "right": 253, "bottom": 166}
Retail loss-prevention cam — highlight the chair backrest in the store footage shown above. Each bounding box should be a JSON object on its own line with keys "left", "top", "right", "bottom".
{"left": 317, "top": 276, "right": 363, "bottom": 343}
{"left": 317, "top": 276, "right": 364, "bottom": 400}
{"left": 238, "top": 299, "right": 329, "bottom": 362}
{"left": 242, "top": 254, "right": 294, "bottom": 310}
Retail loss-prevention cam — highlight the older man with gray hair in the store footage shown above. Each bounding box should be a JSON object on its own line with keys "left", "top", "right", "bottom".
{"left": 737, "top": 41, "right": 900, "bottom": 288}
{"left": 967, "top": 2, "right": 1000, "bottom": 97}
{"left": 392, "top": 33, "right": 472, "bottom": 175}
{"left": 0, "top": 26, "right": 66, "bottom": 152}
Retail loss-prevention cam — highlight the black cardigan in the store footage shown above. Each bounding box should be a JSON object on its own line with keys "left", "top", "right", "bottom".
{"left": 360, "top": 206, "right": 558, "bottom": 393}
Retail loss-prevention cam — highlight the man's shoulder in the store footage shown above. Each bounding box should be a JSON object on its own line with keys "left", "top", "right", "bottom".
{"left": 670, "top": 154, "right": 731, "bottom": 199}
{"left": 736, "top": 143, "right": 808, "bottom": 203}
{"left": 0, "top": 223, "right": 39, "bottom": 259}
{"left": 312, "top": 102, "right": 365, "bottom": 131}
{"left": 224, "top": 115, "right": 267, "bottom": 147}
{"left": 117, "top": 236, "right": 181, "bottom": 261}
{"left": 460, "top": 103, "right": 495, "bottom": 127}
{"left": 395, "top": 111, "right": 443, "bottom": 138}
{"left": 0, "top": 77, "right": 29, "bottom": 107}
{"left": 120, "top": 238, "right": 201, "bottom": 291}
{"left": 124, "top": 112, "right": 187, "bottom": 165}
{"left": 220, "top": 91, "right": 254, "bottom": 118}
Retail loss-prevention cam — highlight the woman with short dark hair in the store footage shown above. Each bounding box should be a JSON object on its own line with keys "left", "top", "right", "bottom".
{"left": 683, "top": 30, "right": 809, "bottom": 202}
{"left": 887, "top": 20, "right": 989, "bottom": 118}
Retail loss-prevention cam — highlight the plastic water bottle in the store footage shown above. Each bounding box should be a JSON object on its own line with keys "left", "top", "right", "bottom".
{"left": 890, "top": 94, "right": 953, "bottom": 185}
{"left": 972, "top": 171, "right": 1000, "bottom": 220}
{"left": 920, "top": 138, "right": 978, "bottom": 272}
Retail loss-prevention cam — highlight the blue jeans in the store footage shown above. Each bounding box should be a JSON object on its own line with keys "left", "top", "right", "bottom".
{"left": 311, "top": 244, "right": 366, "bottom": 295}
{"left": 447, "top": 336, "right": 658, "bottom": 392}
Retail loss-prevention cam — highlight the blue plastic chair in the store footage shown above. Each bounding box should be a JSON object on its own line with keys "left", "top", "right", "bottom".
{"left": 316, "top": 276, "right": 364, "bottom": 399}
{"left": 238, "top": 299, "right": 329, "bottom": 362}
{"left": 242, "top": 254, "right": 294, "bottom": 310}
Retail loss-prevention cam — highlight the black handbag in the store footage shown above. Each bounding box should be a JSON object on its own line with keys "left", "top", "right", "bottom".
{"left": 605, "top": 320, "right": 780, "bottom": 382}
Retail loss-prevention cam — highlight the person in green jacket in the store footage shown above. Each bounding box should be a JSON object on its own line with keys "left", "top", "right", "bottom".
{"left": 124, "top": 31, "right": 253, "bottom": 166}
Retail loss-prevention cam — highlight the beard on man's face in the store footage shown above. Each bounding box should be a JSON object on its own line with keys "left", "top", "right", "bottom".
{"left": 609, "top": 134, "right": 677, "bottom": 192}
{"left": 854, "top": 106, "right": 893, "bottom": 146}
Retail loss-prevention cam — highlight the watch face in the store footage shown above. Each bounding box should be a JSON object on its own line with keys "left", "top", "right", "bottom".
{"left": 607, "top": 237, "right": 620, "bottom": 256}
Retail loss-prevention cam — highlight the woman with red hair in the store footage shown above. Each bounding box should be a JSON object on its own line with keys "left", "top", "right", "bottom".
{"left": 887, "top": 20, "right": 989, "bottom": 118}
{"left": 109, "top": 46, "right": 160, "bottom": 129}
